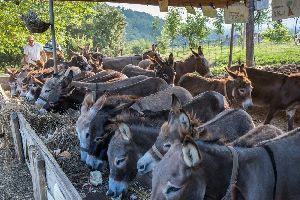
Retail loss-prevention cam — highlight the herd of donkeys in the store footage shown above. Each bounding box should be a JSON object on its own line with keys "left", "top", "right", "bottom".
{"left": 6, "top": 46, "right": 300, "bottom": 199}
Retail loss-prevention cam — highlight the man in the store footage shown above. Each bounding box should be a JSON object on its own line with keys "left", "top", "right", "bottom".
{"left": 22, "top": 35, "right": 46, "bottom": 68}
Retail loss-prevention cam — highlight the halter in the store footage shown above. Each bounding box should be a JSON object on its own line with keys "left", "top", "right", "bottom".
{"left": 263, "top": 145, "right": 277, "bottom": 200}
{"left": 221, "top": 146, "right": 239, "bottom": 200}
{"left": 151, "top": 144, "right": 164, "bottom": 160}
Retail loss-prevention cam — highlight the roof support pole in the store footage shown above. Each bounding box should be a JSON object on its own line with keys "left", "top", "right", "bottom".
{"left": 49, "top": 0, "right": 58, "bottom": 73}
{"left": 228, "top": 23, "right": 235, "bottom": 67}
{"left": 246, "top": 0, "right": 255, "bottom": 67}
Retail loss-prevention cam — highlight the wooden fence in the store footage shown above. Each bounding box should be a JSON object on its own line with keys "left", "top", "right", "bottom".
{"left": 10, "top": 112, "right": 82, "bottom": 200}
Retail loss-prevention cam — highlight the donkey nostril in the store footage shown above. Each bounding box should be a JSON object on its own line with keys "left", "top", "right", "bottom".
{"left": 106, "top": 189, "right": 115, "bottom": 197}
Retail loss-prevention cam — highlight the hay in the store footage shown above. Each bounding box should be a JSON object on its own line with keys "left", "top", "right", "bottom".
{"left": 0, "top": 91, "right": 151, "bottom": 199}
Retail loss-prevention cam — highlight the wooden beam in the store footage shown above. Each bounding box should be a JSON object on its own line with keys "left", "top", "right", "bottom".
{"left": 228, "top": 23, "right": 235, "bottom": 67}
{"left": 158, "top": 0, "right": 168, "bottom": 12}
{"left": 246, "top": 0, "right": 255, "bottom": 67}
{"left": 49, "top": 0, "right": 58, "bottom": 73}
{"left": 10, "top": 112, "right": 25, "bottom": 163}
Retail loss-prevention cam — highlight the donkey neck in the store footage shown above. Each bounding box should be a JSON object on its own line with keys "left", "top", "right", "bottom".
{"left": 195, "top": 140, "right": 234, "bottom": 199}
{"left": 222, "top": 78, "right": 236, "bottom": 101}
{"left": 129, "top": 124, "right": 160, "bottom": 153}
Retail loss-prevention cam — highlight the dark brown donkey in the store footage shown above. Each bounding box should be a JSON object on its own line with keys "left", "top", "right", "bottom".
{"left": 179, "top": 68, "right": 253, "bottom": 110}
{"left": 151, "top": 126, "right": 300, "bottom": 200}
{"left": 173, "top": 46, "right": 211, "bottom": 84}
{"left": 230, "top": 64, "right": 300, "bottom": 130}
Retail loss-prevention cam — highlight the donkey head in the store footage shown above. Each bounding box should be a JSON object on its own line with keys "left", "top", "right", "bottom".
{"left": 137, "top": 94, "right": 198, "bottom": 175}
{"left": 35, "top": 70, "right": 73, "bottom": 110}
{"left": 189, "top": 46, "right": 211, "bottom": 77}
{"left": 106, "top": 123, "right": 138, "bottom": 198}
{"left": 225, "top": 67, "right": 253, "bottom": 110}
{"left": 151, "top": 136, "right": 205, "bottom": 200}
{"left": 69, "top": 52, "right": 92, "bottom": 71}
{"left": 153, "top": 53, "right": 175, "bottom": 85}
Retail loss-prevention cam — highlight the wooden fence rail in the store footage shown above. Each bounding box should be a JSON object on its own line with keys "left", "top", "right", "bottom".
{"left": 10, "top": 112, "right": 82, "bottom": 200}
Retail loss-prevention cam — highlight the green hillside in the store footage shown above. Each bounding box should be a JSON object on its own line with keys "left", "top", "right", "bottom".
{"left": 120, "top": 8, "right": 164, "bottom": 41}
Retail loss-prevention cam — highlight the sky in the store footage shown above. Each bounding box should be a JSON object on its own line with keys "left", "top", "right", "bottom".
{"left": 107, "top": 3, "right": 298, "bottom": 30}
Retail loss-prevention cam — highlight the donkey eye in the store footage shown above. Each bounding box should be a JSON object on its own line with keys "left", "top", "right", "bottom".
{"left": 115, "top": 156, "right": 127, "bottom": 167}
{"left": 164, "top": 183, "right": 182, "bottom": 197}
{"left": 239, "top": 88, "right": 245, "bottom": 94}
{"left": 45, "top": 89, "right": 51, "bottom": 93}
{"left": 166, "top": 186, "right": 180, "bottom": 194}
{"left": 163, "top": 143, "right": 171, "bottom": 150}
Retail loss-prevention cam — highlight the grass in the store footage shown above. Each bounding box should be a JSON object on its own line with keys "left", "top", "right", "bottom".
{"left": 161, "top": 42, "right": 300, "bottom": 75}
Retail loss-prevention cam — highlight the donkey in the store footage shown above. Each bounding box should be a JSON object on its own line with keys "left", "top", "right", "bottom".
{"left": 81, "top": 69, "right": 127, "bottom": 83}
{"left": 35, "top": 72, "right": 149, "bottom": 112}
{"left": 76, "top": 91, "right": 139, "bottom": 167}
{"left": 106, "top": 122, "right": 160, "bottom": 199}
{"left": 6, "top": 68, "right": 20, "bottom": 97}
{"left": 137, "top": 96, "right": 248, "bottom": 174}
{"left": 179, "top": 67, "right": 253, "bottom": 110}
{"left": 230, "top": 64, "right": 300, "bottom": 130}
{"left": 102, "top": 55, "right": 142, "bottom": 72}
{"left": 151, "top": 127, "right": 300, "bottom": 200}
{"left": 173, "top": 46, "right": 211, "bottom": 84}
{"left": 122, "top": 53, "right": 175, "bottom": 85}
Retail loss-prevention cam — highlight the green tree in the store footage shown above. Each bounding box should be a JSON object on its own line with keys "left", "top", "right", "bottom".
{"left": 180, "top": 12, "right": 210, "bottom": 48}
{"left": 162, "top": 8, "right": 181, "bottom": 51}
{"left": 152, "top": 16, "right": 160, "bottom": 43}
{"left": 261, "top": 20, "right": 292, "bottom": 42}
{"left": 213, "top": 9, "right": 224, "bottom": 36}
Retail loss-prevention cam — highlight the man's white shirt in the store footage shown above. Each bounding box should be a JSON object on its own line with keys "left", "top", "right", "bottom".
{"left": 24, "top": 42, "right": 43, "bottom": 64}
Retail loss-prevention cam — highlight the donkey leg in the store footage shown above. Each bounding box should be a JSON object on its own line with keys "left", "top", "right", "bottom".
{"left": 264, "top": 108, "right": 277, "bottom": 125}
{"left": 286, "top": 109, "right": 296, "bottom": 131}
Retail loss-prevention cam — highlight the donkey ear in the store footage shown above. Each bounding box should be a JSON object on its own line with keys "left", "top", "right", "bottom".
{"left": 182, "top": 135, "right": 202, "bottom": 167}
{"left": 198, "top": 46, "right": 204, "bottom": 56}
{"left": 167, "top": 53, "right": 174, "bottom": 65}
{"left": 81, "top": 90, "right": 95, "bottom": 113}
{"left": 225, "top": 68, "right": 238, "bottom": 79}
{"left": 171, "top": 94, "right": 182, "bottom": 110}
{"left": 92, "top": 93, "right": 107, "bottom": 111}
{"left": 33, "top": 77, "right": 44, "bottom": 87}
{"left": 190, "top": 48, "right": 199, "bottom": 57}
{"left": 6, "top": 68, "right": 13, "bottom": 75}
{"left": 118, "top": 123, "right": 131, "bottom": 141}
{"left": 179, "top": 112, "right": 190, "bottom": 132}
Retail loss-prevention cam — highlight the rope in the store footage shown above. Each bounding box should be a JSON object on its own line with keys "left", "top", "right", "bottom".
{"left": 151, "top": 144, "right": 164, "bottom": 160}
{"left": 221, "top": 146, "right": 239, "bottom": 200}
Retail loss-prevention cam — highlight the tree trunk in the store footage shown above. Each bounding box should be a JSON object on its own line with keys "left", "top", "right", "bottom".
{"left": 49, "top": 0, "right": 58, "bottom": 73}
{"left": 295, "top": 17, "right": 299, "bottom": 45}
{"left": 228, "top": 23, "right": 235, "bottom": 67}
{"left": 246, "top": 0, "right": 255, "bottom": 67}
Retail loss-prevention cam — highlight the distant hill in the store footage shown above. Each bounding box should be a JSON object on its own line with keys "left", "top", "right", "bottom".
{"left": 119, "top": 8, "right": 164, "bottom": 41}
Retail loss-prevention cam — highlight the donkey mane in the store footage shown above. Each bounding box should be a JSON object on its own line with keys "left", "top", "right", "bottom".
{"left": 198, "top": 109, "right": 237, "bottom": 128}
{"left": 257, "top": 127, "right": 300, "bottom": 146}
{"left": 114, "top": 110, "right": 163, "bottom": 128}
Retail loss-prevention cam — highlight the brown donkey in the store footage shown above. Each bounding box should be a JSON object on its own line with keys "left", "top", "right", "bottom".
{"left": 179, "top": 68, "right": 253, "bottom": 110}
{"left": 173, "top": 46, "right": 211, "bottom": 84}
{"left": 230, "top": 64, "right": 300, "bottom": 130}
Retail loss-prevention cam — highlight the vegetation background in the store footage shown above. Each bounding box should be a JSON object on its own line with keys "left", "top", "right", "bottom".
{"left": 0, "top": 0, "right": 299, "bottom": 73}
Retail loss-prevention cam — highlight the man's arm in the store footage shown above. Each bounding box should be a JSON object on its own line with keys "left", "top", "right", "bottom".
{"left": 23, "top": 45, "right": 29, "bottom": 64}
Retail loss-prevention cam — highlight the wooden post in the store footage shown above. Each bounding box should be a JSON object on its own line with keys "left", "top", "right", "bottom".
{"left": 246, "top": 0, "right": 255, "bottom": 67}
{"left": 228, "top": 23, "right": 235, "bottom": 67}
{"left": 10, "top": 112, "right": 25, "bottom": 163}
{"left": 49, "top": 0, "right": 58, "bottom": 73}
{"left": 29, "top": 145, "right": 48, "bottom": 200}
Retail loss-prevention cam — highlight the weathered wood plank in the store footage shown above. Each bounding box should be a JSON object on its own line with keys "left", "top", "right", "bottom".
{"left": 17, "top": 113, "right": 81, "bottom": 200}
{"left": 29, "top": 145, "right": 48, "bottom": 200}
{"left": 10, "top": 112, "right": 25, "bottom": 163}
